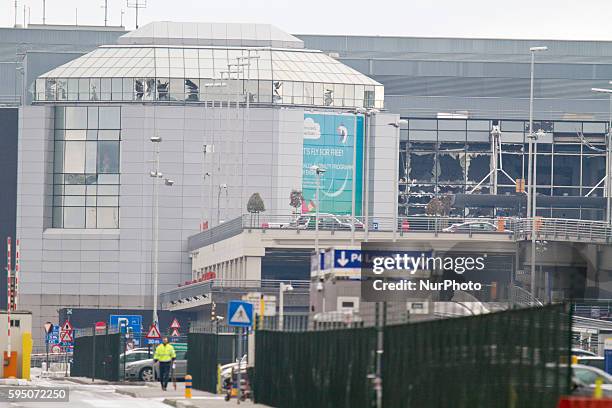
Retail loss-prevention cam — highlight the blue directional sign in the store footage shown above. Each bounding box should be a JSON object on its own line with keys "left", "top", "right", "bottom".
{"left": 227, "top": 301, "right": 254, "bottom": 327}
{"left": 46, "top": 325, "right": 60, "bottom": 345}
{"left": 334, "top": 249, "right": 362, "bottom": 268}
{"left": 110, "top": 315, "right": 142, "bottom": 347}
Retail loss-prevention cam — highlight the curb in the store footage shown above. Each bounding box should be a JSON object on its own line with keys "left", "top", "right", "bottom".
{"left": 114, "top": 388, "right": 143, "bottom": 398}
{"left": 162, "top": 398, "right": 198, "bottom": 408}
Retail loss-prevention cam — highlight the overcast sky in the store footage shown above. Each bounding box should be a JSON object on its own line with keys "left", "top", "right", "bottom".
{"left": 2, "top": 0, "right": 612, "bottom": 40}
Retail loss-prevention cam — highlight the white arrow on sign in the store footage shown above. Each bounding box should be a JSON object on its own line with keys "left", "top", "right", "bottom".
{"left": 337, "top": 251, "right": 349, "bottom": 267}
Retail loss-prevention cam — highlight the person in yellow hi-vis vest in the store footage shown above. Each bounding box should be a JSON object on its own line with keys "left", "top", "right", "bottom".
{"left": 153, "top": 337, "right": 176, "bottom": 391}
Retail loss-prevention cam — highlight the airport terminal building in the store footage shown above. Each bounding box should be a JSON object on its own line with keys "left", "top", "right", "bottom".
{"left": 18, "top": 22, "right": 397, "bottom": 344}
{"left": 4, "top": 21, "right": 612, "bottom": 340}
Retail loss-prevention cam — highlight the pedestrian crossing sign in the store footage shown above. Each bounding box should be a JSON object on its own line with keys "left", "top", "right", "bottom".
{"left": 228, "top": 301, "right": 254, "bottom": 327}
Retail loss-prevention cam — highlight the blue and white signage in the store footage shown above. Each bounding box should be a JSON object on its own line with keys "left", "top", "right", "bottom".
{"left": 228, "top": 301, "right": 254, "bottom": 327}
{"left": 334, "top": 249, "right": 362, "bottom": 268}
{"left": 46, "top": 325, "right": 60, "bottom": 345}
{"left": 110, "top": 315, "right": 142, "bottom": 346}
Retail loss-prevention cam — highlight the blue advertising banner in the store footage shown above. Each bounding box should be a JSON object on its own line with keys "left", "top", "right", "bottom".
{"left": 303, "top": 113, "right": 364, "bottom": 215}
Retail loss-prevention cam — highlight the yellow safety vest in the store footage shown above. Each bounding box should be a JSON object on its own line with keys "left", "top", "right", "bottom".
{"left": 154, "top": 343, "right": 176, "bottom": 362}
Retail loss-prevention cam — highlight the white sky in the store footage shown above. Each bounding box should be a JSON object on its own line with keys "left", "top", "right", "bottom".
{"left": 2, "top": 0, "right": 612, "bottom": 41}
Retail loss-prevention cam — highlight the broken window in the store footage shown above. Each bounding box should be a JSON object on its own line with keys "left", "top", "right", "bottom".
{"left": 466, "top": 153, "right": 491, "bottom": 183}
{"left": 438, "top": 153, "right": 465, "bottom": 183}
{"left": 409, "top": 153, "right": 435, "bottom": 182}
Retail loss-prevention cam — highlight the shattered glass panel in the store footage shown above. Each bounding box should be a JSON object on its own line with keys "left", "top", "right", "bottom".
{"left": 438, "top": 153, "right": 465, "bottom": 183}
{"left": 466, "top": 153, "right": 491, "bottom": 183}
{"left": 408, "top": 153, "right": 435, "bottom": 182}
{"left": 501, "top": 153, "right": 524, "bottom": 181}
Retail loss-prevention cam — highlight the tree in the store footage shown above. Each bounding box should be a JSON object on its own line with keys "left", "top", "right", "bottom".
{"left": 247, "top": 193, "right": 265, "bottom": 226}
{"left": 289, "top": 190, "right": 304, "bottom": 214}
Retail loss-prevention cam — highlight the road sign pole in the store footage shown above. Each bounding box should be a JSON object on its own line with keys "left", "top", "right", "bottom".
{"left": 92, "top": 326, "right": 96, "bottom": 382}
{"left": 237, "top": 327, "right": 242, "bottom": 401}
{"left": 45, "top": 332, "right": 49, "bottom": 372}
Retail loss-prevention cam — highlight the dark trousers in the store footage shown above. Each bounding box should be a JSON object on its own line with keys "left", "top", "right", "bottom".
{"left": 158, "top": 361, "right": 172, "bottom": 389}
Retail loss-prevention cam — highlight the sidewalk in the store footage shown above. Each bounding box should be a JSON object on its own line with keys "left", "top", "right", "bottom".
{"left": 115, "top": 382, "right": 269, "bottom": 407}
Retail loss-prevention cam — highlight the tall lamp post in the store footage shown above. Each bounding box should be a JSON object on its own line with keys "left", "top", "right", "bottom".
{"left": 527, "top": 46, "right": 547, "bottom": 302}
{"left": 388, "top": 119, "right": 408, "bottom": 241}
{"left": 591, "top": 87, "right": 612, "bottom": 225}
{"left": 310, "top": 165, "right": 326, "bottom": 311}
{"left": 150, "top": 135, "right": 174, "bottom": 326}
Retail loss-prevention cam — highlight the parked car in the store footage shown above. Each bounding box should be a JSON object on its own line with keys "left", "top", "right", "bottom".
{"left": 572, "top": 348, "right": 597, "bottom": 357}
{"left": 576, "top": 356, "right": 604, "bottom": 370}
{"left": 220, "top": 355, "right": 248, "bottom": 382}
{"left": 124, "top": 343, "right": 188, "bottom": 381}
{"left": 119, "top": 348, "right": 153, "bottom": 366}
{"left": 443, "top": 221, "right": 508, "bottom": 233}
{"left": 572, "top": 364, "right": 612, "bottom": 395}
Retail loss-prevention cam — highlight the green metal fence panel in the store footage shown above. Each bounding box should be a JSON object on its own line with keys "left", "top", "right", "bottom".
{"left": 187, "top": 333, "right": 217, "bottom": 393}
{"left": 72, "top": 332, "right": 121, "bottom": 382}
{"left": 383, "top": 303, "right": 572, "bottom": 408}
{"left": 253, "top": 328, "right": 377, "bottom": 408}
{"left": 187, "top": 333, "right": 237, "bottom": 393}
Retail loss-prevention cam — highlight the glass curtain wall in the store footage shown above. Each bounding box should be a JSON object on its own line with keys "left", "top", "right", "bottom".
{"left": 52, "top": 106, "right": 120, "bottom": 229}
{"left": 399, "top": 118, "right": 608, "bottom": 220}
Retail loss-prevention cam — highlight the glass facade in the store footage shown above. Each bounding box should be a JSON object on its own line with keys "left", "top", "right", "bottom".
{"left": 52, "top": 106, "right": 120, "bottom": 229}
{"left": 399, "top": 118, "right": 608, "bottom": 220}
{"left": 35, "top": 47, "right": 384, "bottom": 109}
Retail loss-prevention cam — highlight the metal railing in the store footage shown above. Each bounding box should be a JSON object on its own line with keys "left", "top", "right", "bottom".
{"left": 160, "top": 278, "right": 310, "bottom": 307}
{"left": 189, "top": 214, "right": 612, "bottom": 247}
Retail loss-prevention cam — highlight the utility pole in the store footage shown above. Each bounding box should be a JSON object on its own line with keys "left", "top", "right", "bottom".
{"left": 42, "top": 0, "right": 45, "bottom": 24}
{"left": 103, "top": 0, "right": 108, "bottom": 26}
{"left": 126, "top": 0, "right": 147, "bottom": 29}
{"left": 14, "top": 0, "right": 18, "bottom": 27}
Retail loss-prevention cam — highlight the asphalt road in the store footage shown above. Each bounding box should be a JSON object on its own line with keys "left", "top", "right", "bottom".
{"left": 1, "top": 377, "right": 171, "bottom": 408}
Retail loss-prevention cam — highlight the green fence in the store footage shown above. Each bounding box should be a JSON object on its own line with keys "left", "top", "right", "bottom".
{"left": 253, "top": 328, "right": 377, "bottom": 408}
{"left": 252, "top": 304, "right": 572, "bottom": 408}
{"left": 72, "top": 332, "right": 121, "bottom": 381}
{"left": 187, "top": 333, "right": 237, "bottom": 393}
{"left": 383, "top": 303, "right": 572, "bottom": 408}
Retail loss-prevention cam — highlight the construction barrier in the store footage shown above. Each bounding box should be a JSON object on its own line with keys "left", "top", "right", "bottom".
{"left": 187, "top": 333, "right": 237, "bottom": 393}
{"left": 253, "top": 328, "right": 377, "bottom": 408}
{"left": 72, "top": 332, "right": 121, "bottom": 381}
{"left": 252, "top": 304, "right": 572, "bottom": 408}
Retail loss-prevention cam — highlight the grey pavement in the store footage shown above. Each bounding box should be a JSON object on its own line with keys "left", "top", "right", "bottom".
{"left": 0, "top": 370, "right": 271, "bottom": 408}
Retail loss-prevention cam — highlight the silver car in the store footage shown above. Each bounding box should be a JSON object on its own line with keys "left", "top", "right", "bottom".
{"left": 124, "top": 348, "right": 187, "bottom": 381}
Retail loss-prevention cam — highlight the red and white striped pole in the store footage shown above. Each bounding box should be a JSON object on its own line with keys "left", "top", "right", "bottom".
{"left": 7, "top": 237, "right": 11, "bottom": 355}
{"left": 14, "top": 239, "right": 19, "bottom": 311}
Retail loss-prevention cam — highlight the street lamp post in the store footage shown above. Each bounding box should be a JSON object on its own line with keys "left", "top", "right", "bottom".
{"left": 150, "top": 136, "right": 174, "bottom": 327}
{"left": 388, "top": 119, "right": 408, "bottom": 241}
{"left": 527, "top": 46, "right": 547, "bottom": 302}
{"left": 278, "top": 282, "right": 294, "bottom": 331}
{"left": 310, "top": 165, "right": 326, "bottom": 312}
{"left": 591, "top": 87, "right": 612, "bottom": 225}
